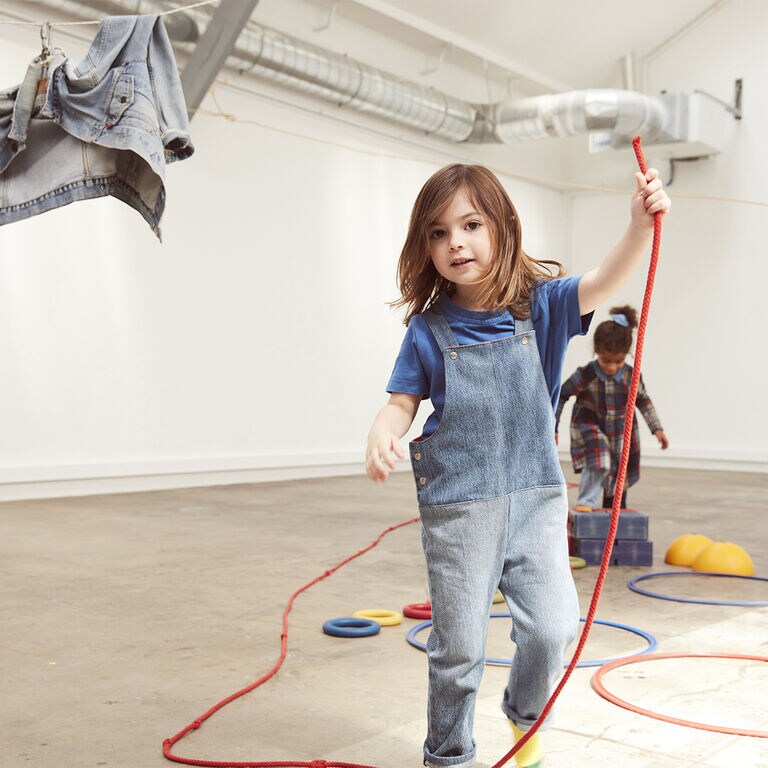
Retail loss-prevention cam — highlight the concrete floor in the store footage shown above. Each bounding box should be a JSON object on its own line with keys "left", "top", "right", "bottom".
{"left": 1, "top": 465, "right": 767, "bottom": 768}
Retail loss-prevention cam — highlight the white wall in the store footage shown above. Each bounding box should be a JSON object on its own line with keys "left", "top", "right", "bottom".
{"left": 1, "top": 0, "right": 764, "bottom": 501}
{"left": 0, "top": 11, "right": 567, "bottom": 500}
{"left": 558, "top": 0, "right": 768, "bottom": 473}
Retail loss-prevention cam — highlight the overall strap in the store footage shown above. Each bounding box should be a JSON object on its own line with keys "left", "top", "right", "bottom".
{"left": 422, "top": 306, "right": 458, "bottom": 350}
{"left": 513, "top": 308, "right": 534, "bottom": 335}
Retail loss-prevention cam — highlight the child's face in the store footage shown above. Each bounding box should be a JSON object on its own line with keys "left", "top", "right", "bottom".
{"left": 428, "top": 189, "right": 492, "bottom": 301}
{"left": 596, "top": 351, "right": 627, "bottom": 377}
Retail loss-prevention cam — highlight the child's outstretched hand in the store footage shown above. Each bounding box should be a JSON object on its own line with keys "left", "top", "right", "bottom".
{"left": 366, "top": 431, "right": 405, "bottom": 482}
{"left": 365, "top": 393, "right": 419, "bottom": 482}
{"left": 655, "top": 429, "right": 669, "bottom": 450}
{"left": 631, "top": 168, "right": 671, "bottom": 229}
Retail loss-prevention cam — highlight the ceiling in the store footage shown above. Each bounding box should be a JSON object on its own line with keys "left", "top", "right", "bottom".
{"left": 7, "top": 0, "right": 730, "bottom": 99}
{"left": 288, "top": 0, "right": 728, "bottom": 92}
{"left": 1, "top": 0, "right": 732, "bottom": 174}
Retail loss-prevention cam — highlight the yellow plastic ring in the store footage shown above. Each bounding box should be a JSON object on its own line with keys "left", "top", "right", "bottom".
{"left": 352, "top": 609, "right": 403, "bottom": 627}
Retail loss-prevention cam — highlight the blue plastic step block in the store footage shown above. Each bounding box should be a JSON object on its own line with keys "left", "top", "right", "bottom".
{"left": 569, "top": 508, "right": 649, "bottom": 540}
{"left": 572, "top": 537, "right": 653, "bottom": 566}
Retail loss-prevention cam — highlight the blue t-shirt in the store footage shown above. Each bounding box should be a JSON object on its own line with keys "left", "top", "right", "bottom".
{"left": 387, "top": 276, "right": 593, "bottom": 437}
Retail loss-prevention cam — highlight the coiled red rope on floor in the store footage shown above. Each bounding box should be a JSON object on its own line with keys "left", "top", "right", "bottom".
{"left": 491, "top": 135, "right": 663, "bottom": 767}
{"left": 162, "top": 517, "right": 419, "bottom": 768}
{"left": 163, "top": 137, "right": 662, "bottom": 768}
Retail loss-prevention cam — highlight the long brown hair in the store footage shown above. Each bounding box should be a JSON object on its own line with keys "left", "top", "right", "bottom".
{"left": 392, "top": 164, "right": 564, "bottom": 324}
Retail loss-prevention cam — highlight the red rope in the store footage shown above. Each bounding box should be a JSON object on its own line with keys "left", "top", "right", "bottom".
{"left": 164, "top": 137, "right": 662, "bottom": 768}
{"left": 491, "top": 135, "right": 663, "bottom": 767}
{"left": 162, "top": 517, "right": 419, "bottom": 768}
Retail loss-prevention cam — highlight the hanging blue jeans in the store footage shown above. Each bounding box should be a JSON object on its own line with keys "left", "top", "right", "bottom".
{"left": 0, "top": 15, "right": 193, "bottom": 237}
{"left": 409, "top": 307, "right": 580, "bottom": 767}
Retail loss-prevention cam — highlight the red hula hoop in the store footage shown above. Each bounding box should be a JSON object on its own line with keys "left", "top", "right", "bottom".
{"left": 591, "top": 651, "right": 768, "bottom": 738}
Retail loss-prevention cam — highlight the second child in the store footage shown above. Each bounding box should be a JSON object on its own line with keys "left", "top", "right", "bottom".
{"left": 555, "top": 305, "right": 669, "bottom": 510}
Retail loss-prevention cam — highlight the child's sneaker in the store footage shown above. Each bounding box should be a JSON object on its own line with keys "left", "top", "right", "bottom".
{"left": 509, "top": 722, "right": 543, "bottom": 768}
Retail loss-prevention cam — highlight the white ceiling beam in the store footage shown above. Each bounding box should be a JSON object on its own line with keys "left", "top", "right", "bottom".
{"left": 348, "top": 0, "right": 575, "bottom": 94}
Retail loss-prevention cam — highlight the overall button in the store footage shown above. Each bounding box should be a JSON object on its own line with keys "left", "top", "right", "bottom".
{"left": 419, "top": 477, "right": 427, "bottom": 486}
{"left": 521, "top": 337, "right": 529, "bottom": 345}
{"left": 448, "top": 351, "right": 458, "bottom": 360}
{"left": 413, "top": 452, "right": 421, "bottom": 461}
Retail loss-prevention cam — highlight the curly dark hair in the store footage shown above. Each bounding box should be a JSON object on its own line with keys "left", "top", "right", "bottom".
{"left": 593, "top": 305, "right": 638, "bottom": 355}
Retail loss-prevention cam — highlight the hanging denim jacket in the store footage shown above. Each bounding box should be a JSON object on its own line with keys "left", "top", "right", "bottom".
{"left": 0, "top": 14, "right": 194, "bottom": 239}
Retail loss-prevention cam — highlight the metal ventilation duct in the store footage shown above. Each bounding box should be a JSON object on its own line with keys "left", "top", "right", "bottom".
{"left": 20, "top": 0, "right": 667, "bottom": 146}
{"left": 494, "top": 89, "right": 666, "bottom": 143}
{"left": 202, "top": 24, "right": 478, "bottom": 141}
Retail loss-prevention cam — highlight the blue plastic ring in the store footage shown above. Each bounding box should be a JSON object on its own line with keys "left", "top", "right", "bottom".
{"left": 406, "top": 613, "right": 657, "bottom": 668}
{"left": 322, "top": 617, "right": 381, "bottom": 638}
{"left": 627, "top": 571, "right": 768, "bottom": 606}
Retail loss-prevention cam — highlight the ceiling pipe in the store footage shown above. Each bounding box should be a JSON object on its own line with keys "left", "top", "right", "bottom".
{"left": 208, "top": 23, "right": 478, "bottom": 141}
{"left": 18, "top": 0, "right": 667, "bottom": 145}
{"left": 621, "top": 52, "right": 636, "bottom": 91}
{"left": 494, "top": 89, "right": 665, "bottom": 143}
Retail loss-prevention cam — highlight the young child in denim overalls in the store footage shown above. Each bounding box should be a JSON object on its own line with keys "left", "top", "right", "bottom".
{"left": 555, "top": 305, "right": 669, "bottom": 512}
{"left": 365, "top": 164, "right": 670, "bottom": 768}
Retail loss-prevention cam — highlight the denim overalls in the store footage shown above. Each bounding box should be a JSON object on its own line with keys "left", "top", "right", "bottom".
{"left": 410, "top": 306, "right": 580, "bottom": 767}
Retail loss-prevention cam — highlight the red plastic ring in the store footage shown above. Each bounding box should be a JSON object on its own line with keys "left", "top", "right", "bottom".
{"left": 403, "top": 602, "right": 432, "bottom": 620}
{"left": 592, "top": 652, "right": 768, "bottom": 737}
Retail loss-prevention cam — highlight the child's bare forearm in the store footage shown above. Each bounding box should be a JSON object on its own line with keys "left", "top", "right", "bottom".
{"left": 578, "top": 168, "right": 670, "bottom": 315}
{"left": 365, "top": 393, "right": 420, "bottom": 482}
{"left": 578, "top": 222, "right": 651, "bottom": 314}
{"left": 368, "top": 400, "right": 416, "bottom": 442}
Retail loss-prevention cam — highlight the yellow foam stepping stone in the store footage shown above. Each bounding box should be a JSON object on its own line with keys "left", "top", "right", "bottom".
{"left": 665, "top": 534, "right": 713, "bottom": 566}
{"left": 692, "top": 542, "right": 755, "bottom": 576}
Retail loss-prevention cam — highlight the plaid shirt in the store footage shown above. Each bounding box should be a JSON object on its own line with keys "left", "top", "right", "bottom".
{"left": 555, "top": 360, "right": 663, "bottom": 492}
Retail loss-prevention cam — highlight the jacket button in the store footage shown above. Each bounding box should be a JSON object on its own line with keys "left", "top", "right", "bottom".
{"left": 521, "top": 337, "right": 529, "bottom": 345}
{"left": 449, "top": 351, "right": 458, "bottom": 360}
{"left": 413, "top": 452, "right": 421, "bottom": 461}
{"left": 419, "top": 477, "right": 427, "bottom": 486}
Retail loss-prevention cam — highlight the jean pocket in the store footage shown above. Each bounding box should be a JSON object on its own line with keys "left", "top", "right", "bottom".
{"left": 105, "top": 70, "right": 134, "bottom": 127}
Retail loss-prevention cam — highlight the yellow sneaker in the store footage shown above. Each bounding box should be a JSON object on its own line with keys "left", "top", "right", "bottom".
{"left": 509, "top": 722, "right": 543, "bottom": 768}
{"left": 573, "top": 505, "right": 592, "bottom": 512}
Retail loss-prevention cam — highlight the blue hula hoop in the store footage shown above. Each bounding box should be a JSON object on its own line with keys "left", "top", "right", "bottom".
{"left": 406, "top": 613, "right": 657, "bottom": 668}
{"left": 627, "top": 571, "right": 768, "bottom": 606}
{"left": 322, "top": 617, "right": 381, "bottom": 638}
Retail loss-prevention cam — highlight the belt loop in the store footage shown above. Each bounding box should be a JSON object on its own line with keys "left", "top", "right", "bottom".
{"left": 8, "top": 57, "right": 45, "bottom": 147}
